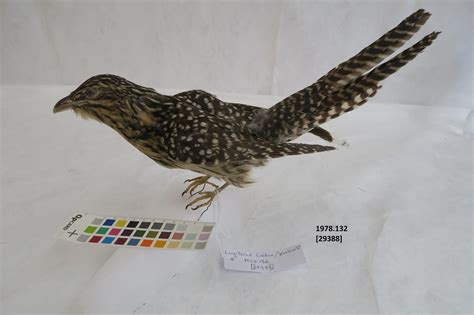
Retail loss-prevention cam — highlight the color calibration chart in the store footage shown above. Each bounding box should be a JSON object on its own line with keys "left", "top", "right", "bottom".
{"left": 57, "top": 213, "right": 214, "bottom": 250}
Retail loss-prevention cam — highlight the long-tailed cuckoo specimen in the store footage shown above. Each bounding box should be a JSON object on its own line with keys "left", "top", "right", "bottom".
{"left": 54, "top": 9, "right": 440, "bottom": 214}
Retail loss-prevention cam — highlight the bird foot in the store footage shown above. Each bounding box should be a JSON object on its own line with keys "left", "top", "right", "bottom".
{"left": 183, "top": 180, "right": 229, "bottom": 220}
{"left": 185, "top": 190, "right": 217, "bottom": 212}
{"left": 186, "top": 190, "right": 219, "bottom": 221}
{"left": 182, "top": 176, "right": 219, "bottom": 197}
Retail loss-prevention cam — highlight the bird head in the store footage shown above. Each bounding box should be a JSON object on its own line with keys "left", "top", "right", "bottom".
{"left": 53, "top": 74, "right": 155, "bottom": 121}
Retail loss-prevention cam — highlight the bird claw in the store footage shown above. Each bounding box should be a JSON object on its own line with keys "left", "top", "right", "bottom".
{"left": 181, "top": 176, "right": 219, "bottom": 197}
{"left": 182, "top": 180, "right": 229, "bottom": 220}
{"left": 190, "top": 183, "right": 206, "bottom": 197}
{"left": 184, "top": 176, "right": 201, "bottom": 184}
{"left": 185, "top": 190, "right": 217, "bottom": 212}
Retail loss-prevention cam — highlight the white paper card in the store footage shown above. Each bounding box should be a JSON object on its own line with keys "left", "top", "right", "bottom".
{"left": 223, "top": 244, "right": 306, "bottom": 273}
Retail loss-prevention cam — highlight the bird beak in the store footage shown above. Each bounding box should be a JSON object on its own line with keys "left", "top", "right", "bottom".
{"left": 53, "top": 96, "right": 75, "bottom": 113}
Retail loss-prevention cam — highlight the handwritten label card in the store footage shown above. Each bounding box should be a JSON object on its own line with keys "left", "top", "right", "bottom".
{"left": 222, "top": 244, "right": 306, "bottom": 273}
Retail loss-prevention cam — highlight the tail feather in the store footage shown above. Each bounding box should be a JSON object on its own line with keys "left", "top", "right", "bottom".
{"left": 322, "top": 9, "right": 432, "bottom": 89}
{"left": 248, "top": 10, "right": 439, "bottom": 143}
{"left": 313, "top": 31, "right": 440, "bottom": 125}
{"left": 268, "top": 9, "right": 432, "bottom": 116}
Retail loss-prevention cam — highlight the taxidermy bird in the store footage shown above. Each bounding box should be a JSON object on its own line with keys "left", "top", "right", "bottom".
{"left": 54, "top": 9, "right": 439, "bottom": 215}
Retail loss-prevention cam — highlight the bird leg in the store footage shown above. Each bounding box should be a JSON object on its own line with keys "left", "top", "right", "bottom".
{"left": 185, "top": 183, "right": 229, "bottom": 215}
{"left": 182, "top": 176, "right": 219, "bottom": 197}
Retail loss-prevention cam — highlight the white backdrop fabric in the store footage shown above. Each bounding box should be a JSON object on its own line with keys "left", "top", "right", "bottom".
{"left": 1, "top": 0, "right": 473, "bottom": 108}
{"left": 1, "top": 86, "right": 472, "bottom": 313}
{"left": 1, "top": 0, "right": 473, "bottom": 314}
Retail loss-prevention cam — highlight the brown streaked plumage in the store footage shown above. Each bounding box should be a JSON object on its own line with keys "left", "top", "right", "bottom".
{"left": 54, "top": 9, "right": 440, "bottom": 215}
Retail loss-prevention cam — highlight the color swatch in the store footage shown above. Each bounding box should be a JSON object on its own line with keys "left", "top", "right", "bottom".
{"left": 58, "top": 213, "right": 214, "bottom": 250}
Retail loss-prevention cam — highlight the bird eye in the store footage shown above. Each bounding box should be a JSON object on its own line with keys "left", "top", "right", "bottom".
{"left": 84, "top": 87, "right": 98, "bottom": 98}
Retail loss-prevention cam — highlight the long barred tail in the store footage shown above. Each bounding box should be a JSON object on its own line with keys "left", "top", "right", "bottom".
{"left": 313, "top": 31, "right": 441, "bottom": 125}
{"left": 320, "top": 9, "right": 432, "bottom": 90}
{"left": 249, "top": 9, "right": 440, "bottom": 143}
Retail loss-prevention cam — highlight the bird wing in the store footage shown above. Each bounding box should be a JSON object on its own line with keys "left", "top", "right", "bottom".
{"left": 174, "top": 89, "right": 337, "bottom": 143}
{"left": 157, "top": 101, "right": 334, "bottom": 186}
{"left": 165, "top": 105, "right": 334, "bottom": 166}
